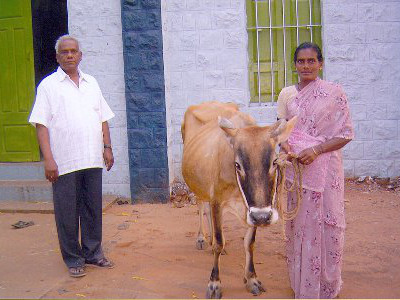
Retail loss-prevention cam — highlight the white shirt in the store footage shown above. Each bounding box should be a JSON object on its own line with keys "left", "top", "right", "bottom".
{"left": 29, "top": 67, "right": 115, "bottom": 176}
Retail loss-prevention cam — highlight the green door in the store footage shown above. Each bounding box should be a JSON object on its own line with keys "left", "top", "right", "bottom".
{"left": 0, "top": 0, "right": 39, "bottom": 162}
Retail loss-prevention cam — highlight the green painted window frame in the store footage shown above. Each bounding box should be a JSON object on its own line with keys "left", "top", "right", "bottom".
{"left": 246, "top": 0, "right": 322, "bottom": 104}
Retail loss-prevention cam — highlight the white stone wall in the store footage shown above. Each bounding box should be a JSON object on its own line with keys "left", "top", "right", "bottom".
{"left": 163, "top": 0, "right": 400, "bottom": 181}
{"left": 323, "top": 0, "right": 400, "bottom": 178}
{"left": 161, "top": 0, "right": 277, "bottom": 182}
{"left": 68, "top": 0, "right": 131, "bottom": 196}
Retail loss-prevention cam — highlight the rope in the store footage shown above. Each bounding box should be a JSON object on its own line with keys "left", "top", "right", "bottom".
{"left": 274, "top": 153, "right": 303, "bottom": 221}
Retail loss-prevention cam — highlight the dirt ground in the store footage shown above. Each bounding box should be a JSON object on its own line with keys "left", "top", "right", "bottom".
{"left": 0, "top": 181, "right": 399, "bottom": 299}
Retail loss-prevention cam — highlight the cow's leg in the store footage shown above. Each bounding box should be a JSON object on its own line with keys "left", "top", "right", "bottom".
{"left": 204, "top": 202, "right": 213, "bottom": 246}
{"left": 243, "top": 226, "right": 266, "bottom": 295}
{"left": 196, "top": 201, "right": 208, "bottom": 250}
{"left": 206, "top": 203, "right": 224, "bottom": 299}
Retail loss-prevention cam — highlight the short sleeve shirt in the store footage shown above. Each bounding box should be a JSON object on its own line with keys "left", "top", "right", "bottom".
{"left": 29, "top": 67, "right": 115, "bottom": 175}
{"left": 277, "top": 85, "right": 298, "bottom": 120}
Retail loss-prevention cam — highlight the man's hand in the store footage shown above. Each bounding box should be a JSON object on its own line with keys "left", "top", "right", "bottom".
{"left": 44, "top": 158, "right": 59, "bottom": 183}
{"left": 102, "top": 122, "right": 113, "bottom": 171}
{"left": 103, "top": 148, "right": 114, "bottom": 171}
{"left": 36, "top": 124, "right": 59, "bottom": 182}
{"left": 298, "top": 147, "right": 318, "bottom": 165}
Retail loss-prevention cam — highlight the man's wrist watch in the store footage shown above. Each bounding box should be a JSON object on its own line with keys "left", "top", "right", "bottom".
{"left": 104, "top": 144, "right": 112, "bottom": 149}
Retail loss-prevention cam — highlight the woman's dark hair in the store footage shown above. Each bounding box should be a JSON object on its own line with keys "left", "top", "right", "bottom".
{"left": 293, "top": 42, "right": 323, "bottom": 63}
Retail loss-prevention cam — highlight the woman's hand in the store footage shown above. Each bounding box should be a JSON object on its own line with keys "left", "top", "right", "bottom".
{"left": 279, "top": 141, "right": 296, "bottom": 161}
{"left": 298, "top": 147, "right": 319, "bottom": 165}
{"left": 280, "top": 141, "right": 291, "bottom": 154}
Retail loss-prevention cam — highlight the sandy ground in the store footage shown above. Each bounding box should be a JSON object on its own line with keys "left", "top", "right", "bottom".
{"left": 0, "top": 181, "right": 399, "bottom": 299}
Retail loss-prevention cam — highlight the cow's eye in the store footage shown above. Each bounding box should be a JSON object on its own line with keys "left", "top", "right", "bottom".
{"left": 235, "top": 162, "right": 241, "bottom": 171}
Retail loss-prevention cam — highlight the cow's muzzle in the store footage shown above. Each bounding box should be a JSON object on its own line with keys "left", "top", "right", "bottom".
{"left": 247, "top": 206, "right": 278, "bottom": 226}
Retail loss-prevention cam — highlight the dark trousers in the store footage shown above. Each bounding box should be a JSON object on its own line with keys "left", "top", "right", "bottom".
{"left": 52, "top": 168, "right": 104, "bottom": 268}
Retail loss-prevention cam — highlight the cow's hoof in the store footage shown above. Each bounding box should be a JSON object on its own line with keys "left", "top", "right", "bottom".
{"left": 196, "top": 238, "right": 207, "bottom": 250}
{"left": 244, "top": 277, "right": 266, "bottom": 296}
{"left": 206, "top": 280, "right": 222, "bottom": 299}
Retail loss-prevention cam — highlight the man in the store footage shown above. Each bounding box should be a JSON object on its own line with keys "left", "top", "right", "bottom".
{"left": 29, "top": 35, "right": 115, "bottom": 278}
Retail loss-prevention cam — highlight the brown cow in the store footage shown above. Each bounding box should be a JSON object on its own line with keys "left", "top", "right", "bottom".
{"left": 181, "top": 101, "right": 296, "bottom": 298}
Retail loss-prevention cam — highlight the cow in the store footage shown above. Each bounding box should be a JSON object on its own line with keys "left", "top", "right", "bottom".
{"left": 181, "top": 101, "right": 297, "bottom": 298}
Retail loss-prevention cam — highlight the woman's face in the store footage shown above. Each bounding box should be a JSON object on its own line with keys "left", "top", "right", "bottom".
{"left": 294, "top": 48, "right": 323, "bottom": 82}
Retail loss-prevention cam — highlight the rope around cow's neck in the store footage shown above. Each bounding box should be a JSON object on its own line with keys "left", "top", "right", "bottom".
{"left": 274, "top": 153, "right": 303, "bottom": 221}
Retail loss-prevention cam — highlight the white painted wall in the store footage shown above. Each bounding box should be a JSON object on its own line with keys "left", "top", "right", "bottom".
{"left": 68, "top": 0, "right": 400, "bottom": 187}
{"left": 163, "top": 0, "right": 400, "bottom": 181}
{"left": 161, "top": 0, "right": 277, "bottom": 182}
{"left": 323, "top": 0, "right": 400, "bottom": 178}
{"left": 68, "top": 0, "right": 131, "bottom": 197}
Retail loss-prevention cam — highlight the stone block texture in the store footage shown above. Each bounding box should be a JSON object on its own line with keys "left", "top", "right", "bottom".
{"left": 68, "top": 0, "right": 130, "bottom": 197}
{"left": 122, "top": 0, "right": 169, "bottom": 202}
{"left": 69, "top": 0, "right": 400, "bottom": 194}
{"left": 163, "top": 0, "right": 400, "bottom": 180}
{"left": 161, "top": 0, "right": 253, "bottom": 182}
{"left": 324, "top": 1, "right": 400, "bottom": 178}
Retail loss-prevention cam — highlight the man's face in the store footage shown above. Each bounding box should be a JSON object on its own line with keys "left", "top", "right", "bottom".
{"left": 56, "top": 39, "right": 82, "bottom": 74}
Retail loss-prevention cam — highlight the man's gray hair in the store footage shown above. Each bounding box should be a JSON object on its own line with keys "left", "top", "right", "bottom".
{"left": 55, "top": 34, "right": 80, "bottom": 54}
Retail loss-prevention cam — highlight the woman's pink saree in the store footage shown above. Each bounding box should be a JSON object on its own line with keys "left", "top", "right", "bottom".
{"left": 284, "top": 78, "right": 354, "bottom": 298}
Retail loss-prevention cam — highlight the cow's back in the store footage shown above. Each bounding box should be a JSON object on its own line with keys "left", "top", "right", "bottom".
{"left": 181, "top": 101, "right": 239, "bottom": 144}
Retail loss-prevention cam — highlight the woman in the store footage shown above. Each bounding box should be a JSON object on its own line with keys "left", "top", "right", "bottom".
{"left": 278, "top": 42, "right": 354, "bottom": 298}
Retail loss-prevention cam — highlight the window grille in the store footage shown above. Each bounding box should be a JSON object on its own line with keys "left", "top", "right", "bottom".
{"left": 246, "top": 0, "right": 322, "bottom": 104}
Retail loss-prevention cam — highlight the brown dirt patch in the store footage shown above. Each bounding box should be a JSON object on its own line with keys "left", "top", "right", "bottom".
{"left": 0, "top": 182, "right": 399, "bottom": 298}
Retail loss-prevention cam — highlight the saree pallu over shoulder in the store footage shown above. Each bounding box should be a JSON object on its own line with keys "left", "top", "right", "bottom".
{"left": 285, "top": 78, "right": 354, "bottom": 192}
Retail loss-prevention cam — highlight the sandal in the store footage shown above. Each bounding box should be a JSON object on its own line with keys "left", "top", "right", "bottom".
{"left": 86, "top": 257, "right": 115, "bottom": 269}
{"left": 69, "top": 266, "right": 86, "bottom": 278}
{"left": 12, "top": 221, "right": 34, "bottom": 229}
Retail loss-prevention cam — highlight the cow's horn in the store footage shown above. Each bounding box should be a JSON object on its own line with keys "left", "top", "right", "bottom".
{"left": 219, "top": 116, "right": 238, "bottom": 138}
{"left": 218, "top": 116, "right": 235, "bottom": 129}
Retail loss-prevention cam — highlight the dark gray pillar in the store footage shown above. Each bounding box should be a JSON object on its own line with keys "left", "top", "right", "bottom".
{"left": 121, "top": 0, "right": 169, "bottom": 203}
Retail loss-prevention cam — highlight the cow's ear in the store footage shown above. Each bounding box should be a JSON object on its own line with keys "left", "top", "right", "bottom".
{"left": 269, "top": 118, "right": 284, "bottom": 132}
{"left": 219, "top": 116, "right": 238, "bottom": 137}
{"left": 271, "top": 116, "right": 297, "bottom": 144}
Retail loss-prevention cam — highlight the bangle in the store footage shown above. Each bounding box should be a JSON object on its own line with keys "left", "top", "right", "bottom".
{"left": 312, "top": 147, "right": 319, "bottom": 156}
{"left": 104, "top": 144, "right": 112, "bottom": 149}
